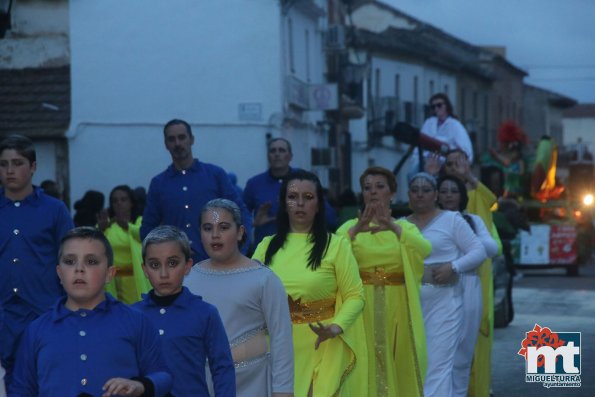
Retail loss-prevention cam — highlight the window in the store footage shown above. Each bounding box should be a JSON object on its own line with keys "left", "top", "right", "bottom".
{"left": 472, "top": 91, "right": 478, "bottom": 119}
{"left": 375, "top": 68, "right": 381, "bottom": 98}
{"left": 413, "top": 76, "right": 419, "bottom": 122}
{"left": 305, "top": 29, "right": 310, "bottom": 82}
{"left": 394, "top": 74, "right": 400, "bottom": 100}
{"left": 288, "top": 18, "right": 294, "bottom": 73}
{"left": 429, "top": 80, "right": 434, "bottom": 96}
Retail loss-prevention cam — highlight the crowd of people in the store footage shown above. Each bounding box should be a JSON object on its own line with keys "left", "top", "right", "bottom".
{"left": 1, "top": 92, "right": 504, "bottom": 397}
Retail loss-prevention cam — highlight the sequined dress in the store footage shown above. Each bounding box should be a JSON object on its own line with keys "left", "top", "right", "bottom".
{"left": 184, "top": 262, "right": 294, "bottom": 397}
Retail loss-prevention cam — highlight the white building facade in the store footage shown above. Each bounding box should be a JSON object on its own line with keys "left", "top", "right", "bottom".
{"left": 68, "top": 0, "right": 334, "bottom": 204}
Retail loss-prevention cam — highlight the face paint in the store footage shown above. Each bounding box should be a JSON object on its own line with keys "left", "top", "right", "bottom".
{"left": 209, "top": 210, "right": 221, "bottom": 224}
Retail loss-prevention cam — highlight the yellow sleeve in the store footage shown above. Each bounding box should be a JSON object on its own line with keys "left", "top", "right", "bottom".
{"left": 467, "top": 182, "right": 496, "bottom": 230}
{"left": 252, "top": 236, "right": 272, "bottom": 263}
{"left": 397, "top": 220, "right": 432, "bottom": 260}
{"left": 335, "top": 219, "right": 357, "bottom": 239}
{"left": 330, "top": 236, "right": 365, "bottom": 331}
{"left": 129, "top": 217, "right": 142, "bottom": 242}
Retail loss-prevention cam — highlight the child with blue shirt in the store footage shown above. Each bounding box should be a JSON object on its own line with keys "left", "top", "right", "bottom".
{"left": 9, "top": 227, "right": 172, "bottom": 397}
{"left": 133, "top": 225, "right": 235, "bottom": 396}
{"left": 0, "top": 134, "right": 74, "bottom": 384}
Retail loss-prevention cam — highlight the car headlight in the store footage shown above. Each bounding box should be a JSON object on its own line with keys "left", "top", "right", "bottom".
{"left": 582, "top": 193, "right": 594, "bottom": 206}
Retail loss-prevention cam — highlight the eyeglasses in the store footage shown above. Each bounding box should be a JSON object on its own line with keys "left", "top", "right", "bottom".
{"left": 431, "top": 102, "right": 445, "bottom": 110}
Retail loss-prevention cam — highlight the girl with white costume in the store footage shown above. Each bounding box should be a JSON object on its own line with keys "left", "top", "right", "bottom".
{"left": 437, "top": 175, "right": 498, "bottom": 397}
{"left": 407, "top": 173, "right": 486, "bottom": 397}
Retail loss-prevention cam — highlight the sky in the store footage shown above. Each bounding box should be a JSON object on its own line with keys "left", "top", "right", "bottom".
{"left": 382, "top": 0, "right": 595, "bottom": 104}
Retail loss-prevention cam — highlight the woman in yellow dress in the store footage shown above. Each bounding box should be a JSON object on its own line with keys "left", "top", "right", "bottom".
{"left": 253, "top": 170, "right": 367, "bottom": 397}
{"left": 336, "top": 167, "right": 431, "bottom": 397}
{"left": 98, "top": 185, "right": 150, "bottom": 303}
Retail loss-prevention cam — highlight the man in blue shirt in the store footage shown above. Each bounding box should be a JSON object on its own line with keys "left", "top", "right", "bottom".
{"left": 0, "top": 135, "right": 74, "bottom": 385}
{"left": 133, "top": 225, "right": 235, "bottom": 396}
{"left": 243, "top": 138, "right": 337, "bottom": 248}
{"left": 9, "top": 227, "right": 172, "bottom": 396}
{"left": 140, "top": 119, "right": 252, "bottom": 263}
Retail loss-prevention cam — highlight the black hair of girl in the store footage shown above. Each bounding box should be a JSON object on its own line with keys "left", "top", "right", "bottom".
{"left": 264, "top": 170, "right": 331, "bottom": 270}
{"left": 108, "top": 185, "right": 141, "bottom": 222}
{"left": 437, "top": 175, "right": 475, "bottom": 233}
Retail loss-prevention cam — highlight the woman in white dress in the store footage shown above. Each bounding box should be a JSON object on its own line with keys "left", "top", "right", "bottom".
{"left": 185, "top": 198, "right": 294, "bottom": 397}
{"left": 437, "top": 174, "right": 498, "bottom": 397}
{"left": 407, "top": 173, "right": 486, "bottom": 397}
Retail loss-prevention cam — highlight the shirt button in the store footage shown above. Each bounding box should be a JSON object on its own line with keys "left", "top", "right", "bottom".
{"left": 13, "top": 288, "right": 18, "bottom": 294}
{"left": 182, "top": 186, "right": 188, "bottom": 191}
{"left": 181, "top": 170, "right": 186, "bottom": 175}
{"left": 80, "top": 312, "right": 87, "bottom": 317}
{"left": 80, "top": 354, "right": 87, "bottom": 361}
{"left": 14, "top": 202, "right": 21, "bottom": 207}
{"left": 13, "top": 258, "right": 19, "bottom": 263}
{"left": 79, "top": 330, "right": 86, "bottom": 336}
{"left": 13, "top": 229, "right": 19, "bottom": 235}
{"left": 159, "top": 329, "right": 165, "bottom": 335}
{"left": 81, "top": 378, "right": 87, "bottom": 386}
{"left": 186, "top": 223, "right": 191, "bottom": 228}
{"left": 184, "top": 204, "right": 190, "bottom": 209}
{"left": 159, "top": 308, "right": 166, "bottom": 314}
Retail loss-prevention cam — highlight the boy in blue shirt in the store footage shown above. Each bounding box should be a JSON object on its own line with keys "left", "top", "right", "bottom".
{"left": 133, "top": 225, "right": 235, "bottom": 396}
{"left": 9, "top": 227, "right": 172, "bottom": 397}
{"left": 0, "top": 134, "right": 74, "bottom": 384}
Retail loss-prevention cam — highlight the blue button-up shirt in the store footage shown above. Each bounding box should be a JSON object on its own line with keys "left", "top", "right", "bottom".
{"left": 9, "top": 294, "right": 172, "bottom": 397}
{"left": 141, "top": 160, "right": 252, "bottom": 262}
{"left": 243, "top": 168, "right": 338, "bottom": 246}
{"left": 0, "top": 187, "right": 73, "bottom": 313}
{"left": 133, "top": 287, "right": 235, "bottom": 396}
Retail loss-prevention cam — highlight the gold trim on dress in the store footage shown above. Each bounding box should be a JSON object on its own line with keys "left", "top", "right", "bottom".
{"left": 288, "top": 296, "right": 335, "bottom": 324}
{"left": 360, "top": 268, "right": 405, "bottom": 286}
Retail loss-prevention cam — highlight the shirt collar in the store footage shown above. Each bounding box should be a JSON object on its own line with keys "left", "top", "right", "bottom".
{"left": 51, "top": 293, "right": 116, "bottom": 322}
{"left": 0, "top": 186, "right": 42, "bottom": 208}
{"left": 141, "top": 287, "right": 197, "bottom": 309}
{"left": 267, "top": 166, "right": 294, "bottom": 182}
{"left": 166, "top": 159, "right": 200, "bottom": 176}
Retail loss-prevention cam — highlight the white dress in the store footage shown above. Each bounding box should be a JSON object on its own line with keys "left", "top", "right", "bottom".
{"left": 452, "top": 213, "right": 498, "bottom": 397}
{"left": 418, "top": 211, "right": 486, "bottom": 397}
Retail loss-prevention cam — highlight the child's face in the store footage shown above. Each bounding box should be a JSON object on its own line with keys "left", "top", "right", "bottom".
{"left": 56, "top": 238, "right": 115, "bottom": 310}
{"left": 0, "top": 149, "right": 36, "bottom": 194}
{"left": 200, "top": 208, "right": 244, "bottom": 263}
{"left": 142, "top": 241, "right": 192, "bottom": 296}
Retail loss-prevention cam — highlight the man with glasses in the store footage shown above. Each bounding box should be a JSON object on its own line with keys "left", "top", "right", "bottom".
{"left": 243, "top": 138, "right": 337, "bottom": 249}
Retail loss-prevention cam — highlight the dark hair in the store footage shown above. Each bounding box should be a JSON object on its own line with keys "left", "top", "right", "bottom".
{"left": 108, "top": 185, "right": 141, "bottom": 222}
{"left": 0, "top": 134, "right": 36, "bottom": 164}
{"left": 429, "top": 93, "right": 457, "bottom": 119}
{"left": 268, "top": 137, "right": 293, "bottom": 155}
{"left": 201, "top": 198, "right": 247, "bottom": 248}
{"left": 142, "top": 225, "right": 192, "bottom": 261}
{"left": 163, "top": 119, "right": 193, "bottom": 138}
{"left": 59, "top": 226, "right": 114, "bottom": 267}
{"left": 73, "top": 190, "right": 105, "bottom": 227}
{"left": 41, "top": 180, "right": 61, "bottom": 199}
{"left": 264, "top": 170, "right": 330, "bottom": 270}
{"left": 359, "top": 166, "right": 397, "bottom": 193}
{"left": 437, "top": 175, "right": 475, "bottom": 232}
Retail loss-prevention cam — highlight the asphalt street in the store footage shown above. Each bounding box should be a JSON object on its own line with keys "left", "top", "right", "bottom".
{"left": 492, "top": 259, "right": 595, "bottom": 396}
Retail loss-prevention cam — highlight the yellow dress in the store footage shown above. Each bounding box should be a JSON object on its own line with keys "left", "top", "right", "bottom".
{"left": 104, "top": 217, "right": 151, "bottom": 304}
{"left": 336, "top": 219, "right": 431, "bottom": 397}
{"left": 253, "top": 233, "right": 367, "bottom": 397}
{"left": 467, "top": 182, "right": 496, "bottom": 397}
